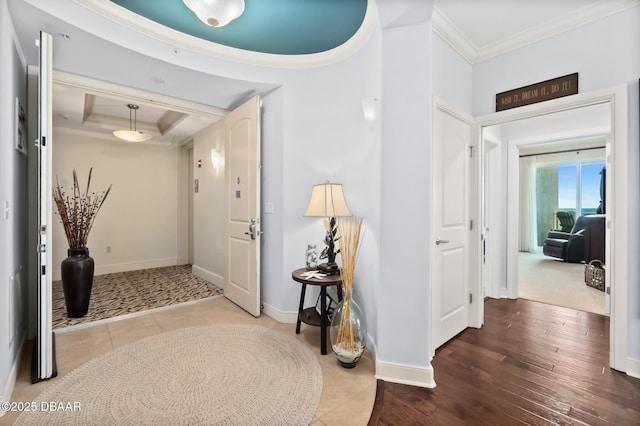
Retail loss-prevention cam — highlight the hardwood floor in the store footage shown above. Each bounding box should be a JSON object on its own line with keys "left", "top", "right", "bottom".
{"left": 368, "top": 298, "right": 640, "bottom": 425}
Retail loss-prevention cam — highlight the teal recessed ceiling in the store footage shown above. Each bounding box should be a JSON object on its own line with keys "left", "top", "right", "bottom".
{"left": 110, "top": 0, "right": 368, "bottom": 55}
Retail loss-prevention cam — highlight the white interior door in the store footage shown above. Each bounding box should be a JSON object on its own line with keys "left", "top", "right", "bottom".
{"left": 224, "top": 96, "right": 261, "bottom": 317}
{"left": 604, "top": 141, "right": 611, "bottom": 315}
{"left": 431, "top": 104, "right": 472, "bottom": 351}
{"left": 35, "top": 31, "right": 55, "bottom": 381}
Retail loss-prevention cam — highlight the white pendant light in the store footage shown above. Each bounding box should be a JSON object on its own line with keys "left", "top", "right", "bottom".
{"left": 182, "top": 0, "right": 245, "bottom": 28}
{"left": 113, "top": 104, "right": 152, "bottom": 142}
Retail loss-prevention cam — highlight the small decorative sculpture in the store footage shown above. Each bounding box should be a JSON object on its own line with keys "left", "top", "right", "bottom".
{"left": 318, "top": 217, "right": 341, "bottom": 274}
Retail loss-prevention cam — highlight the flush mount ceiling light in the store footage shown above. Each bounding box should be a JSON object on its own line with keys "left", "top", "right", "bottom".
{"left": 182, "top": 0, "right": 245, "bottom": 27}
{"left": 113, "top": 104, "right": 152, "bottom": 142}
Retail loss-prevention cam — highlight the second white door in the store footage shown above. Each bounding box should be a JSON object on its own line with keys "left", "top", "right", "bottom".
{"left": 431, "top": 104, "right": 472, "bottom": 351}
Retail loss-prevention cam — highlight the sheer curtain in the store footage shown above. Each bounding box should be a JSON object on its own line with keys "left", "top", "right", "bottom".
{"left": 519, "top": 157, "right": 538, "bottom": 252}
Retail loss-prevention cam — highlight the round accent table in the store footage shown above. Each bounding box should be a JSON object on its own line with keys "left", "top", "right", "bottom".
{"left": 291, "top": 268, "right": 343, "bottom": 354}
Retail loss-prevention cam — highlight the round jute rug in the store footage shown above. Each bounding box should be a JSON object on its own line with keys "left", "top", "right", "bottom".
{"left": 16, "top": 324, "right": 322, "bottom": 425}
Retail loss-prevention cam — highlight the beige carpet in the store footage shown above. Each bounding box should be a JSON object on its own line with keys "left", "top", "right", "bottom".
{"left": 519, "top": 252, "right": 605, "bottom": 315}
{"left": 15, "top": 325, "right": 322, "bottom": 425}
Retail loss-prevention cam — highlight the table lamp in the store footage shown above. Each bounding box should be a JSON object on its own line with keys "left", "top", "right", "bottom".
{"left": 304, "top": 181, "right": 352, "bottom": 275}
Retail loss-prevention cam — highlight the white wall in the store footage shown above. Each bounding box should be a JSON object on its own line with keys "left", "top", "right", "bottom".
{"left": 432, "top": 33, "right": 473, "bottom": 115}
{"left": 0, "top": 0, "right": 28, "bottom": 412}
{"left": 278, "top": 47, "right": 383, "bottom": 323}
{"left": 473, "top": 6, "right": 640, "bottom": 364}
{"left": 191, "top": 121, "right": 226, "bottom": 286}
{"left": 374, "top": 14, "right": 474, "bottom": 385}
{"left": 378, "top": 20, "right": 433, "bottom": 383}
{"left": 51, "top": 129, "right": 186, "bottom": 280}
{"left": 473, "top": 7, "right": 640, "bottom": 117}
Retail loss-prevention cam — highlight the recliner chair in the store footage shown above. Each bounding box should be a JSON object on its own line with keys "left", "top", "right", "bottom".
{"left": 556, "top": 211, "right": 575, "bottom": 232}
{"left": 542, "top": 215, "right": 585, "bottom": 263}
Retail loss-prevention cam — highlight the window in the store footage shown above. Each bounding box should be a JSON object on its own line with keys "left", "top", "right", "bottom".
{"left": 534, "top": 159, "right": 605, "bottom": 246}
{"left": 558, "top": 165, "right": 577, "bottom": 214}
{"left": 581, "top": 163, "right": 605, "bottom": 215}
{"left": 557, "top": 162, "right": 605, "bottom": 217}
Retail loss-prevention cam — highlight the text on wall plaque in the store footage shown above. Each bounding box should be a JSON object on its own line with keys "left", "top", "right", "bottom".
{"left": 496, "top": 73, "right": 578, "bottom": 112}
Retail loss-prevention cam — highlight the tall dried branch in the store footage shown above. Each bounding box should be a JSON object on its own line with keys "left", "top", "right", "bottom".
{"left": 52, "top": 167, "right": 112, "bottom": 250}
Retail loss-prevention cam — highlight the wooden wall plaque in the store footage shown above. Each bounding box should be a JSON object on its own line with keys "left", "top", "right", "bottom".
{"left": 496, "top": 73, "right": 578, "bottom": 112}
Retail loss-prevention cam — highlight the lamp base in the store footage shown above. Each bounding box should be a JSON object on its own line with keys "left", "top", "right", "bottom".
{"left": 318, "top": 262, "right": 340, "bottom": 275}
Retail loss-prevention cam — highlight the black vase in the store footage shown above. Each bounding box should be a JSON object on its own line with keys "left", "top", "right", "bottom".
{"left": 61, "top": 248, "right": 95, "bottom": 318}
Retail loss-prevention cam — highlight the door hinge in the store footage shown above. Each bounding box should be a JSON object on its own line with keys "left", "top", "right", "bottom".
{"left": 41, "top": 136, "right": 46, "bottom": 147}
{"left": 469, "top": 293, "right": 473, "bottom": 304}
{"left": 469, "top": 146, "right": 474, "bottom": 158}
{"left": 470, "top": 220, "right": 473, "bottom": 231}
{"left": 41, "top": 265, "right": 46, "bottom": 276}
{"left": 606, "top": 287, "right": 611, "bottom": 295}
{"left": 37, "top": 244, "right": 46, "bottom": 253}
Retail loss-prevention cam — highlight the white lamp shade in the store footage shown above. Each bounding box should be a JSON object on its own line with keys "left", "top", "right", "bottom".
{"left": 304, "top": 182, "right": 352, "bottom": 217}
{"left": 113, "top": 103, "right": 151, "bottom": 142}
{"left": 183, "top": 0, "right": 245, "bottom": 27}
{"left": 112, "top": 130, "right": 152, "bottom": 142}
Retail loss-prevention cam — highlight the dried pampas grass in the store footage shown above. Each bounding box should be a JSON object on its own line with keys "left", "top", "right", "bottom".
{"left": 334, "top": 216, "right": 364, "bottom": 353}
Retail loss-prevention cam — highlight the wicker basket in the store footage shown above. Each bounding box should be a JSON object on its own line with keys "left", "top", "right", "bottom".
{"left": 585, "top": 259, "right": 605, "bottom": 291}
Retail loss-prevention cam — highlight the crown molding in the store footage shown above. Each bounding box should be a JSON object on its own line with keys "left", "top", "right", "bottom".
{"left": 431, "top": 6, "right": 478, "bottom": 63}
{"left": 433, "top": 0, "right": 640, "bottom": 64}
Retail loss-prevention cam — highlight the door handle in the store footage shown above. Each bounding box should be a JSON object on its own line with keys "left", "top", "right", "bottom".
{"left": 435, "top": 238, "right": 450, "bottom": 245}
{"left": 245, "top": 218, "right": 257, "bottom": 240}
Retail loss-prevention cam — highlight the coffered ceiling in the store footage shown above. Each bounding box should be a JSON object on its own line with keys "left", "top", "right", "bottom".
{"left": 52, "top": 83, "right": 221, "bottom": 145}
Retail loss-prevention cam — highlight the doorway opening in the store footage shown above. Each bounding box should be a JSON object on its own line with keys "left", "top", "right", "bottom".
{"left": 517, "top": 145, "right": 606, "bottom": 315}
{"left": 478, "top": 85, "right": 629, "bottom": 372}
{"left": 48, "top": 75, "right": 228, "bottom": 330}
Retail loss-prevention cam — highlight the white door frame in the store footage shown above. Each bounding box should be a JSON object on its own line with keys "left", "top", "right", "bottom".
{"left": 475, "top": 85, "right": 628, "bottom": 372}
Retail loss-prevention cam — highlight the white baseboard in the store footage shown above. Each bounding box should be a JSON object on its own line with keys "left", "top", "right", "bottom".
{"left": 191, "top": 265, "right": 224, "bottom": 288}
{"left": 627, "top": 357, "right": 640, "bottom": 379}
{"left": 0, "top": 335, "right": 25, "bottom": 418}
{"left": 375, "top": 360, "right": 436, "bottom": 388}
{"left": 52, "top": 257, "right": 182, "bottom": 281}
{"left": 261, "top": 302, "right": 297, "bottom": 323}
{"left": 366, "top": 334, "right": 378, "bottom": 360}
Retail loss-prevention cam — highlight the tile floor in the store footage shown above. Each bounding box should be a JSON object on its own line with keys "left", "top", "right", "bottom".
{"left": 3, "top": 297, "right": 376, "bottom": 425}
